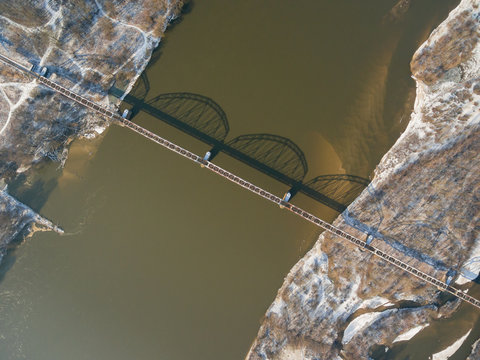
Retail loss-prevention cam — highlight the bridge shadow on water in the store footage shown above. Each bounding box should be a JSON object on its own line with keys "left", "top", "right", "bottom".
{"left": 110, "top": 73, "right": 370, "bottom": 213}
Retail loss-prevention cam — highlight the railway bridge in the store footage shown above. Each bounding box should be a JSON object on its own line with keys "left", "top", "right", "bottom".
{"left": 1, "top": 53, "right": 479, "bottom": 310}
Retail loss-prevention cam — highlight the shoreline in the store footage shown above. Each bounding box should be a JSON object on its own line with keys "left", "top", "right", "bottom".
{"left": 0, "top": 1, "right": 184, "bottom": 259}
{"left": 247, "top": 0, "right": 480, "bottom": 358}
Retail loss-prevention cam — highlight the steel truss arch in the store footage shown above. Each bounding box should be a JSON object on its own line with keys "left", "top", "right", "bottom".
{"left": 304, "top": 174, "right": 369, "bottom": 207}
{"left": 227, "top": 133, "right": 308, "bottom": 182}
{"left": 147, "top": 92, "right": 230, "bottom": 142}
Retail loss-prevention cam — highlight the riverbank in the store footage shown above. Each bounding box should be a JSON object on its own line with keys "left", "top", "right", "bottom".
{"left": 247, "top": 0, "right": 480, "bottom": 358}
{"left": 0, "top": 0, "right": 184, "bottom": 259}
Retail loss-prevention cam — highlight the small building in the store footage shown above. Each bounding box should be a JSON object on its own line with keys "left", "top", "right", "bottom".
{"left": 30, "top": 64, "right": 48, "bottom": 77}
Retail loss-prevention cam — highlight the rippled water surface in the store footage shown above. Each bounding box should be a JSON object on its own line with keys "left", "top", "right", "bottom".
{"left": 0, "top": 1, "right": 463, "bottom": 359}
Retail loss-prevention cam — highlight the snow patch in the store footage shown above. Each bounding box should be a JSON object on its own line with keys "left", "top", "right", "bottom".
{"left": 268, "top": 299, "right": 285, "bottom": 316}
{"left": 457, "top": 236, "right": 480, "bottom": 285}
{"left": 431, "top": 329, "right": 472, "bottom": 360}
{"left": 332, "top": 275, "right": 362, "bottom": 321}
{"left": 393, "top": 324, "right": 428, "bottom": 343}
{"left": 342, "top": 309, "right": 396, "bottom": 344}
{"left": 83, "top": 124, "right": 107, "bottom": 139}
{"left": 0, "top": 81, "right": 37, "bottom": 136}
{"left": 359, "top": 296, "right": 393, "bottom": 310}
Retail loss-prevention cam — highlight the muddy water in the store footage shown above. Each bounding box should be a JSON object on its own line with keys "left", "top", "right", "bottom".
{"left": 383, "top": 286, "right": 480, "bottom": 360}
{"left": 0, "top": 1, "right": 462, "bottom": 359}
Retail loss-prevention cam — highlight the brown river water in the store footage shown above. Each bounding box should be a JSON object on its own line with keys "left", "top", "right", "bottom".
{"left": 0, "top": 1, "right": 470, "bottom": 359}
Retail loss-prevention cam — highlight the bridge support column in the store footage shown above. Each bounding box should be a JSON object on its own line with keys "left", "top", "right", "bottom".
{"left": 200, "top": 147, "right": 221, "bottom": 168}
{"left": 366, "top": 234, "right": 374, "bottom": 245}
{"left": 202, "top": 146, "right": 221, "bottom": 162}
{"left": 279, "top": 187, "right": 299, "bottom": 209}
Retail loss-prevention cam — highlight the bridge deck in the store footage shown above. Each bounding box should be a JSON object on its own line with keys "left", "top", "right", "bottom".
{"left": 1, "top": 53, "right": 478, "bottom": 310}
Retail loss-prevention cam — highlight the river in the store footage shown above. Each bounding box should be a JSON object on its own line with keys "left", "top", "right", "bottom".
{"left": 0, "top": 0, "right": 461, "bottom": 359}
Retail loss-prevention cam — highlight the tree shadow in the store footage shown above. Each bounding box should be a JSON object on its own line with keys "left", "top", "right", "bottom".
{"left": 7, "top": 161, "right": 60, "bottom": 214}
{"left": 143, "top": 0, "right": 195, "bottom": 72}
{"left": 0, "top": 160, "right": 61, "bottom": 285}
{"left": 0, "top": 225, "right": 32, "bottom": 284}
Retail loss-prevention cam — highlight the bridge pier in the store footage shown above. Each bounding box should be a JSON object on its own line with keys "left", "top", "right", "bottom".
{"left": 121, "top": 109, "right": 131, "bottom": 119}
{"left": 366, "top": 234, "right": 374, "bottom": 245}
{"left": 201, "top": 147, "right": 220, "bottom": 168}
{"left": 279, "top": 187, "right": 299, "bottom": 209}
{"left": 203, "top": 146, "right": 221, "bottom": 162}
{"left": 284, "top": 187, "right": 300, "bottom": 202}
